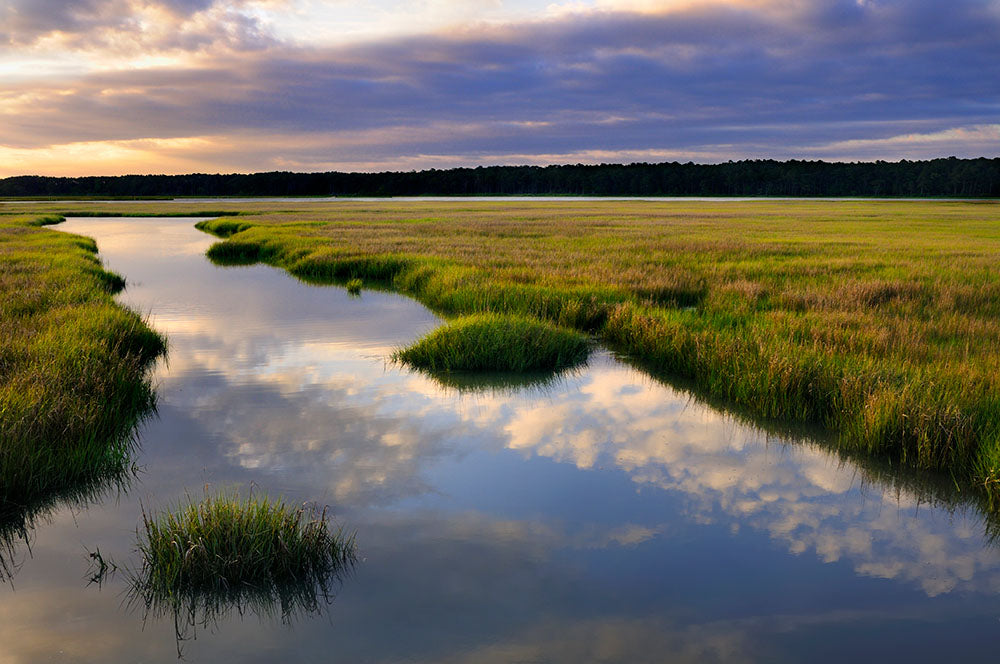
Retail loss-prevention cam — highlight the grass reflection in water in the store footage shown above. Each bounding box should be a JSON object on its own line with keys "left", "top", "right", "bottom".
{"left": 99, "top": 491, "right": 357, "bottom": 657}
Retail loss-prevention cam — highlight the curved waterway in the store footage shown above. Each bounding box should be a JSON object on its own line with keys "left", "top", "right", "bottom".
{"left": 7, "top": 217, "right": 998, "bottom": 661}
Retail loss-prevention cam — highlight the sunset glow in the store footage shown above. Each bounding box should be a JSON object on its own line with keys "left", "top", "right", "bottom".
{"left": 2, "top": 0, "right": 998, "bottom": 175}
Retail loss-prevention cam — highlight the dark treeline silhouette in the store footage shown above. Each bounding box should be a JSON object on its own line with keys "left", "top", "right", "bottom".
{"left": 2, "top": 158, "right": 998, "bottom": 198}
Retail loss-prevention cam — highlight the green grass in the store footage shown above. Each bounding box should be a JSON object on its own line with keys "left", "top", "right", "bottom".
{"left": 394, "top": 313, "right": 590, "bottom": 372}
{"left": 186, "top": 200, "right": 1000, "bottom": 501}
{"left": 51, "top": 209, "right": 247, "bottom": 219}
{"left": 0, "top": 214, "right": 165, "bottom": 512}
{"left": 8, "top": 198, "right": 1000, "bottom": 506}
{"left": 124, "top": 491, "right": 354, "bottom": 655}
{"left": 134, "top": 491, "right": 355, "bottom": 597}
{"left": 346, "top": 278, "right": 363, "bottom": 295}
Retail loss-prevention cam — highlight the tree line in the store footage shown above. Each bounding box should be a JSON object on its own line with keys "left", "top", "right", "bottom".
{"left": 2, "top": 157, "right": 998, "bottom": 198}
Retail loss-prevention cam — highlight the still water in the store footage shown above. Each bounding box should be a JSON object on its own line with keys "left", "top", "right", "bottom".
{"left": 8, "top": 217, "right": 999, "bottom": 662}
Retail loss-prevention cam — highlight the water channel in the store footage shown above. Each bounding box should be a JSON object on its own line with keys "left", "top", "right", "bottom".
{"left": 4, "top": 216, "right": 998, "bottom": 662}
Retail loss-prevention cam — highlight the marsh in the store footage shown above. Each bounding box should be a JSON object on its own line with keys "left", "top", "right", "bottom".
{"left": 0, "top": 206, "right": 997, "bottom": 661}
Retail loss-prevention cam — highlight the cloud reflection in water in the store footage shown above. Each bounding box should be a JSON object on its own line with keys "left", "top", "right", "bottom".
{"left": 20, "top": 217, "right": 998, "bottom": 663}
{"left": 162, "top": 296, "right": 1000, "bottom": 598}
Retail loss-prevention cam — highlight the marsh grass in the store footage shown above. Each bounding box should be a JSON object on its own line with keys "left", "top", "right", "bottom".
{"left": 0, "top": 214, "right": 165, "bottom": 516}
{"left": 10, "top": 199, "right": 1000, "bottom": 504}
{"left": 186, "top": 200, "right": 1000, "bottom": 501}
{"left": 346, "top": 278, "right": 363, "bottom": 295}
{"left": 120, "top": 491, "right": 354, "bottom": 656}
{"left": 613, "top": 347, "right": 1000, "bottom": 544}
{"left": 55, "top": 210, "right": 246, "bottom": 219}
{"left": 394, "top": 313, "right": 590, "bottom": 372}
{"left": 133, "top": 492, "right": 356, "bottom": 599}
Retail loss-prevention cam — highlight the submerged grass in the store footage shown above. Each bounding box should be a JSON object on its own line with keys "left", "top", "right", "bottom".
{"left": 124, "top": 491, "right": 355, "bottom": 656}
{"left": 394, "top": 313, "right": 590, "bottom": 372}
{"left": 135, "top": 492, "right": 355, "bottom": 596}
{"left": 0, "top": 214, "right": 165, "bottom": 511}
{"left": 415, "top": 365, "right": 583, "bottom": 395}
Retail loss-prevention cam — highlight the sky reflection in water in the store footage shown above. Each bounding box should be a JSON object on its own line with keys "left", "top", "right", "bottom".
{"left": 2, "top": 217, "right": 997, "bottom": 662}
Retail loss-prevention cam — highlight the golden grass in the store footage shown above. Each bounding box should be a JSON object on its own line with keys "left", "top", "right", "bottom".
{"left": 6, "top": 198, "right": 1000, "bottom": 501}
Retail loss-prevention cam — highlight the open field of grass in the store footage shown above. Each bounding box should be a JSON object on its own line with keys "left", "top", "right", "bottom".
{"left": 4, "top": 198, "right": 1000, "bottom": 504}
{"left": 0, "top": 213, "right": 165, "bottom": 515}
{"left": 191, "top": 199, "right": 1000, "bottom": 497}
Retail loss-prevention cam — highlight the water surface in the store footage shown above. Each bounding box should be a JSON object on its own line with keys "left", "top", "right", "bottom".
{"left": 6, "top": 217, "right": 999, "bottom": 662}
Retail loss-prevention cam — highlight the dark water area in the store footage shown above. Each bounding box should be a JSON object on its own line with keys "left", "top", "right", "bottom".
{"left": 7, "top": 217, "right": 999, "bottom": 662}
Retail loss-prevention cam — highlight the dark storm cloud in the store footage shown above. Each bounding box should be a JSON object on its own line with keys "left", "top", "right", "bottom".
{"left": 3, "top": 0, "right": 999, "bottom": 168}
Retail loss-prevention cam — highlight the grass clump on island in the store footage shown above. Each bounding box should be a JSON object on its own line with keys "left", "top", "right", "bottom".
{"left": 394, "top": 313, "right": 590, "bottom": 373}
{"left": 134, "top": 492, "right": 355, "bottom": 599}
{"left": 0, "top": 214, "right": 165, "bottom": 509}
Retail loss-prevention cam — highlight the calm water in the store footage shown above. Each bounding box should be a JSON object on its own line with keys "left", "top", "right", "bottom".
{"left": 8, "top": 217, "right": 999, "bottom": 662}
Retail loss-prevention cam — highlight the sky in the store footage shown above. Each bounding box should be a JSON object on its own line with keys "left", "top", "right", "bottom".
{"left": 1, "top": 0, "right": 998, "bottom": 176}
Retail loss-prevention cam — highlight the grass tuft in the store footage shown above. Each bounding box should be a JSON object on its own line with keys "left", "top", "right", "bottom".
{"left": 204, "top": 238, "right": 270, "bottom": 265}
{"left": 134, "top": 492, "right": 356, "bottom": 598}
{"left": 122, "top": 491, "right": 355, "bottom": 656}
{"left": 394, "top": 313, "right": 590, "bottom": 372}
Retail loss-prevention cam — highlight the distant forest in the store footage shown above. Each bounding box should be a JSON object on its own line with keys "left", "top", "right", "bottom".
{"left": 2, "top": 158, "right": 999, "bottom": 198}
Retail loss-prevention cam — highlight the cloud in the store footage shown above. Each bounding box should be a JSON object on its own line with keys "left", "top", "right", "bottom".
{"left": 801, "top": 124, "right": 1000, "bottom": 160}
{"left": 0, "top": 0, "right": 279, "bottom": 54}
{"left": 1, "top": 0, "right": 133, "bottom": 45}
{"left": 1, "top": 0, "right": 998, "bottom": 174}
